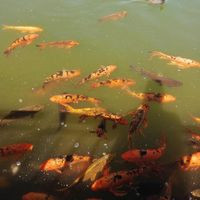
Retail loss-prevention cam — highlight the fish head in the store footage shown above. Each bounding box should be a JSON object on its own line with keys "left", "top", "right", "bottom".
{"left": 69, "top": 40, "right": 79, "bottom": 47}
{"left": 141, "top": 104, "right": 150, "bottom": 111}
{"left": 162, "top": 94, "right": 176, "bottom": 103}
{"left": 71, "top": 70, "right": 81, "bottom": 77}
{"left": 49, "top": 95, "right": 63, "bottom": 104}
{"left": 108, "top": 65, "right": 117, "bottom": 72}
{"left": 40, "top": 158, "right": 65, "bottom": 171}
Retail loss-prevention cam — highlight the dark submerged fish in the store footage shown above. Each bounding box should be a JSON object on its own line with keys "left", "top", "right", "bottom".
{"left": 90, "top": 119, "right": 107, "bottom": 138}
{"left": 130, "top": 65, "right": 182, "bottom": 87}
{"left": 0, "top": 104, "right": 44, "bottom": 126}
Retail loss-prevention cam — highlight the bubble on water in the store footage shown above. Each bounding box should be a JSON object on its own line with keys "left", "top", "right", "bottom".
{"left": 18, "top": 99, "right": 23, "bottom": 103}
{"left": 74, "top": 142, "right": 79, "bottom": 148}
{"left": 37, "top": 128, "right": 40, "bottom": 131}
{"left": 61, "top": 122, "right": 65, "bottom": 126}
{"left": 87, "top": 152, "right": 90, "bottom": 155}
{"left": 102, "top": 152, "right": 106, "bottom": 156}
{"left": 64, "top": 124, "right": 67, "bottom": 128}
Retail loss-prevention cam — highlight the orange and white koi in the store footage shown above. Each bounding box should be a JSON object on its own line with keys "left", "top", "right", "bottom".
{"left": 40, "top": 154, "right": 91, "bottom": 173}
{"left": 42, "top": 69, "right": 80, "bottom": 88}
{"left": 22, "top": 192, "right": 56, "bottom": 200}
{"left": 180, "top": 152, "right": 200, "bottom": 171}
{"left": 4, "top": 34, "right": 39, "bottom": 55}
{"left": 151, "top": 51, "right": 200, "bottom": 69}
{"left": 0, "top": 143, "right": 33, "bottom": 157}
{"left": 126, "top": 89, "right": 176, "bottom": 103}
{"left": 91, "top": 79, "right": 135, "bottom": 89}
{"left": 128, "top": 104, "right": 149, "bottom": 148}
{"left": 79, "top": 65, "right": 117, "bottom": 85}
{"left": 36, "top": 40, "right": 79, "bottom": 49}
{"left": 50, "top": 93, "right": 101, "bottom": 106}
{"left": 121, "top": 138, "right": 166, "bottom": 163}
{"left": 99, "top": 11, "right": 128, "bottom": 22}
{"left": 91, "top": 167, "right": 146, "bottom": 196}
{"left": 2, "top": 25, "right": 43, "bottom": 33}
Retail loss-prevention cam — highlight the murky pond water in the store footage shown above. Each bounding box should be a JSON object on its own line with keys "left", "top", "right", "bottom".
{"left": 0, "top": 0, "right": 200, "bottom": 199}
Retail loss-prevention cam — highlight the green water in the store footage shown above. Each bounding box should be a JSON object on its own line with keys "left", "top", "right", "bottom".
{"left": 0, "top": 0, "right": 200, "bottom": 199}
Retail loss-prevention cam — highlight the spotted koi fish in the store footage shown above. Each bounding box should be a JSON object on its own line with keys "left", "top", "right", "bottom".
{"left": 121, "top": 137, "right": 166, "bottom": 163}
{"left": 125, "top": 89, "right": 176, "bottom": 103}
{"left": 151, "top": 51, "right": 200, "bottom": 69}
{"left": 42, "top": 69, "right": 80, "bottom": 89}
{"left": 36, "top": 40, "right": 79, "bottom": 49}
{"left": 79, "top": 65, "right": 117, "bottom": 85}
{"left": 91, "top": 79, "right": 135, "bottom": 89}
{"left": 128, "top": 104, "right": 149, "bottom": 148}
{"left": 180, "top": 152, "right": 200, "bottom": 171}
{"left": 4, "top": 34, "right": 39, "bottom": 55}
{"left": 40, "top": 154, "right": 91, "bottom": 173}
{"left": 3, "top": 25, "right": 43, "bottom": 33}
{"left": 50, "top": 93, "right": 101, "bottom": 106}
{"left": 0, "top": 143, "right": 33, "bottom": 157}
{"left": 91, "top": 167, "right": 146, "bottom": 196}
{"left": 99, "top": 11, "right": 128, "bottom": 22}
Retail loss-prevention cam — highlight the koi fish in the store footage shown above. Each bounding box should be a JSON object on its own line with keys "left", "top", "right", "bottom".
{"left": 91, "top": 167, "right": 146, "bottom": 196}
{"left": 125, "top": 89, "right": 176, "bottom": 103}
{"left": 151, "top": 51, "right": 200, "bottom": 69}
{"left": 58, "top": 154, "right": 113, "bottom": 191}
{"left": 22, "top": 192, "right": 56, "bottom": 200}
{"left": 191, "top": 115, "right": 200, "bottom": 123}
{"left": 36, "top": 40, "right": 79, "bottom": 49}
{"left": 42, "top": 69, "right": 81, "bottom": 89}
{"left": 79, "top": 65, "right": 117, "bottom": 85}
{"left": 99, "top": 11, "right": 128, "bottom": 22}
{"left": 180, "top": 152, "right": 200, "bottom": 171}
{"left": 63, "top": 104, "right": 107, "bottom": 117}
{"left": 128, "top": 104, "right": 149, "bottom": 148}
{"left": 121, "top": 137, "right": 166, "bottom": 163}
{"left": 2, "top": 25, "right": 43, "bottom": 33}
{"left": 130, "top": 65, "right": 182, "bottom": 87}
{"left": 40, "top": 154, "right": 91, "bottom": 174}
{"left": 0, "top": 143, "right": 33, "bottom": 157}
{"left": 50, "top": 94, "right": 101, "bottom": 106}
{"left": 4, "top": 34, "right": 39, "bottom": 55}
{"left": 0, "top": 104, "right": 44, "bottom": 126}
{"left": 91, "top": 79, "right": 135, "bottom": 89}
{"left": 191, "top": 188, "right": 200, "bottom": 198}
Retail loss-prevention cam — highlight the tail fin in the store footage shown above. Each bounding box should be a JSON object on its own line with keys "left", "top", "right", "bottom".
{"left": 3, "top": 48, "right": 11, "bottom": 56}
{"left": 2, "top": 25, "right": 10, "bottom": 30}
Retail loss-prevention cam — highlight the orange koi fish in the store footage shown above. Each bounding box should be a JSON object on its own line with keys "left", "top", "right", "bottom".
{"left": 40, "top": 154, "right": 91, "bottom": 173}
{"left": 36, "top": 40, "right": 79, "bottom": 49}
{"left": 125, "top": 89, "right": 176, "bottom": 103}
{"left": 99, "top": 11, "right": 128, "bottom": 22}
{"left": 4, "top": 34, "right": 39, "bottom": 55}
{"left": 151, "top": 51, "right": 200, "bottom": 69}
{"left": 2, "top": 25, "right": 43, "bottom": 33}
{"left": 121, "top": 138, "right": 166, "bottom": 163}
{"left": 50, "top": 93, "right": 100, "bottom": 106}
{"left": 180, "top": 152, "right": 200, "bottom": 171}
{"left": 42, "top": 69, "right": 80, "bottom": 89}
{"left": 128, "top": 104, "right": 149, "bottom": 148}
{"left": 191, "top": 115, "right": 200, "bottom": 124}
{"left": 91, "top": 79, "right": 135, "bottom": 89}
{"left": 22, "top": 192, "right": 56, "bottom": 200}
{"left": 79, "top": 65, "right": 117, "bottom": 85}
{"left": 0, "top": 143, "right": 33, "bottom": 157}
{"left": 91, "top": 167, "right": 146, "bottom": 196}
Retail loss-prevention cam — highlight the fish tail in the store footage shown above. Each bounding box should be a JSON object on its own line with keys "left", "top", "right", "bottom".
{"left": 2, "top": 25, "right": 11, "bottom": 30}
{"left": 3, "top": 48, "right": 11, "bottom": 56}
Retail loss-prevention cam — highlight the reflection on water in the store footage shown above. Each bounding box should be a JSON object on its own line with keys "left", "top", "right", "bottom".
{"left": 0, "top": 0, "right": 200, "bottom": 199}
